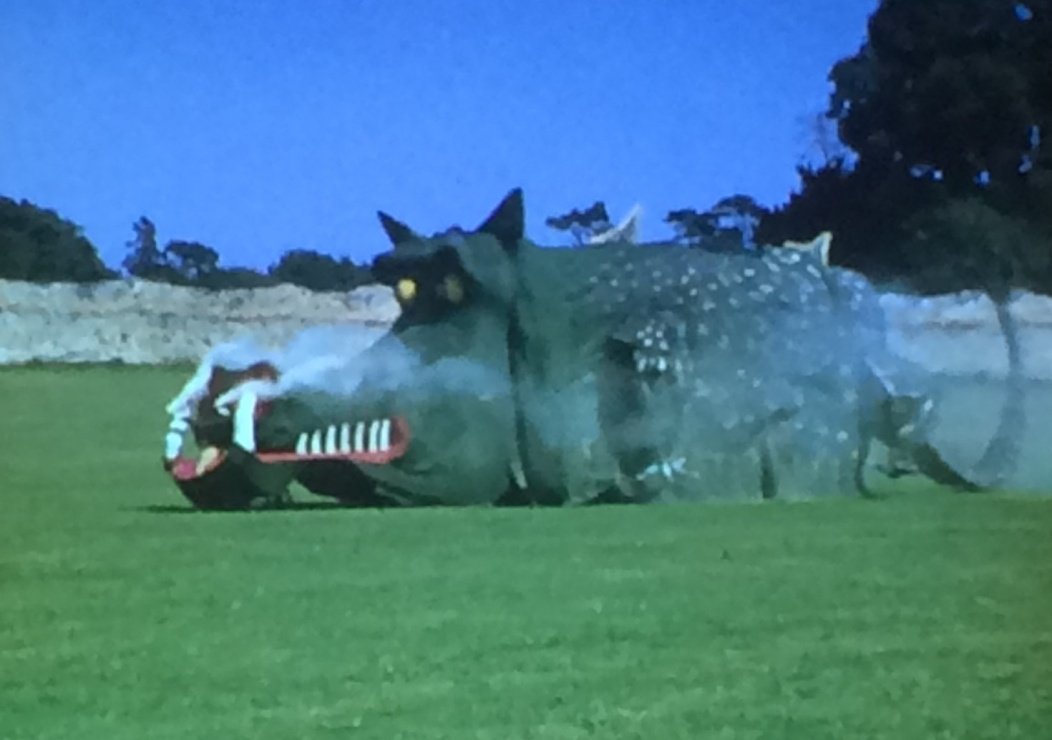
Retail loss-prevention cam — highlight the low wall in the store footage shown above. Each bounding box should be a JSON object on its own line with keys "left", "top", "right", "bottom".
{"left": 880, "top": 291, "right": 1052, "bottom": 380}
{"left": 1, "top": 279, "right": 1052, "bottom": 378}
{"left": 0, "top": 279, "right": 399, "bottom": 365}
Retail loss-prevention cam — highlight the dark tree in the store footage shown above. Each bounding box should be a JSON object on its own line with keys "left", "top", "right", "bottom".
{"left": 830, "top": 0, "right": 1050, "bottom": 194}
{"left": 122, "top": 217, "right": 275, "bottom": 288}
{"left": 761, "top": 0, "right": 1052, "bottom": 292}
{"left": 163, "top": 240, "right": 220, "bottom": 285}
{"left": 545, "top": 202, "right": 612, "bottom": 245}
{"left": 269, "top": 249, "right": 372, "bottom": 292}
{"left": 204, "top": 267, "right": 277, "bottom": 290}
{"left": 665, "top": 208, "right": 718, "bottom": 243}
{"left": 0, "top": 196, "right": 112, "bottom": 282}
{"left": 902, "top": 197, "right": 1051, "bottom": 296}
{"left": 833, "top": 3, "right": 1047, "bottom": 188}
{"left": 710, "top": 195, "right": 767, "bottom": 249}
{"left": 122, "top": 216, "right": 165, "bottom": 279}
{"left": 666, "top": 197, "right": 767, "bottom": 252}
{"left": 759, "top": 158, "right": 944, "bottom": 279}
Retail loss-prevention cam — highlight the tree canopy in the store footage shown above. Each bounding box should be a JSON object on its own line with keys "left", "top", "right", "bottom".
{"left": 760, "top": 0, "right": 1052, "bottom": 294}
{"left": 268, "top": 249, "right": 373, "bottom": 292}
{"left": 121, "top": 218, "right": 371, "bottom": 291}
{"left": 545, "top": 202, "right": 613, "bottom": 245}
{"left": 0, "top": 197, "right": 113, "bottom": 282}
{"left": 831, "top": 0, "right": 1049, "bottom": 192}
{"left": 0, "top": 200, "right": 373, "bottom": 292}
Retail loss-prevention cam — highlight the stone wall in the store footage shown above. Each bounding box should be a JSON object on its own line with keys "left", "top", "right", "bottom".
{"left": 881, "top": 290, "right": 1052, "bottom": 380}
{"left": 0, "top": 279, "right": 399, "bottom": 365}
{"left": 2, "top": 278, "right": 1052, "bottom": 378}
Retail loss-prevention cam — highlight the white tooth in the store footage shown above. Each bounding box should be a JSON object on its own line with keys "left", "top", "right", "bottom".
{"left": 196, "top": 446, "right": 220, "bottom": 475}
{"left": 295, "top": 433, "right": 308, "bottom": 455}
{"left": 324, "top": 425, "right": 337, "bottom": 454}
{"left": 379, "top": 419, "right": 391, "bottom": 451}
{"left": 164, "top": 431, "right": 183, "bottom": 460}
{"left": 339, "top": 423, "right": 352, "bottom": 453}
{"left": 310, "top": 429, "right": 323, "bottom": 455}
{"left": 232, "top": 390, "right": 257, "bottom": 452}
{"left": 368, "top": 420, "right": 380, "bottom": 452}
{"left": 354, "top": 421, "right": 366, "bottom": 452}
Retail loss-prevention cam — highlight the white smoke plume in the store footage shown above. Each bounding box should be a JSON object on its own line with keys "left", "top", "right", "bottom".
{"left": 171, "top": 321, "right": 513, "bottom": 418}
{"left": 167, "top": 323, "right": 387, "bottom": 415}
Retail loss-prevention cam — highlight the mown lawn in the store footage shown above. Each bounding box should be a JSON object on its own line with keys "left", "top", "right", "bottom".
{"left": 1, "top": 365, "right": 1050, "bottom": 739}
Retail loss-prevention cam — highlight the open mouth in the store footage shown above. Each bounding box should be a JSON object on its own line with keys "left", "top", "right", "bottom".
{"left": 165, "top": 416, "right": 411, "bottom": 481}
{"left": 164, "top": 367, "right": 412, "bottom": 483}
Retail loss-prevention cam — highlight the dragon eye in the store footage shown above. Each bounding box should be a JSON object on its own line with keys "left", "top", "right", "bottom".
{"left": 396, "top": 278, "right": 417, "bottom": 303}
{"left": 442, "top": 275, "right": 465, "bottom": 303}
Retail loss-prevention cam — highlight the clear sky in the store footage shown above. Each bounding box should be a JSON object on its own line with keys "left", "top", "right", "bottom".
{"left": 2, "top": 0, "right": 878, "bottom": 271}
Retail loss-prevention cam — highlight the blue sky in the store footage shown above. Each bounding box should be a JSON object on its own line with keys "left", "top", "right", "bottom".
{"left": 2, "top": 0, "right": 878, "bottom": 270}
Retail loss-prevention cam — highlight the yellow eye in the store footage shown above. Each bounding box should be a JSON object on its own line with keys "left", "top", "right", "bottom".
{"left": 396, "top": 278, "right": 417, "bottom": 303}
{"left": 442, "top": 275, "right": 465, "bottom": 303}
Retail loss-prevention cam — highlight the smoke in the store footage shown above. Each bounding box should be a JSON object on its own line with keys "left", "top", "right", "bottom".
{"left": 204, "top": 323, "right": 385, "bottom": 376}
{"left": 525, "top": 379, "right": 604, "bottom": 453}
{"left": 187, "top": 322, "right": 512, "bottom": 412}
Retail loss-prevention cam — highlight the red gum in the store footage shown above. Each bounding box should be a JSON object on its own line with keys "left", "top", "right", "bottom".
{"left": 168, "top": 452, "right": 227, "bottom": 481}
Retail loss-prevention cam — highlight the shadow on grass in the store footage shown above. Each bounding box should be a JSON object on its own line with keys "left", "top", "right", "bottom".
{"left": 132, "top": 501, "right": 367, "bottom": 515}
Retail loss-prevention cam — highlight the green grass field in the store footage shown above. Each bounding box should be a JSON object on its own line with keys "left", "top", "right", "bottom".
{"left": 1, "top": 366, "right": 1050, "bottom": 739}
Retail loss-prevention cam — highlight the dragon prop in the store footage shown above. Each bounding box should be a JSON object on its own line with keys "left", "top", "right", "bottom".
{"left": 162, "top": 190, "right": 1018, "bottom": 509}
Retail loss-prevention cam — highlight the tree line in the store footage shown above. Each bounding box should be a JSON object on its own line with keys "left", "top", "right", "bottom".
{"left": 0, "top": 199, "right": 374, "bottom": 292}
{"left": 2, "top": 0, "right": 1049, "bottom": 294}
{"left": 119, "top": 216, "right": 372, "bottom": 292}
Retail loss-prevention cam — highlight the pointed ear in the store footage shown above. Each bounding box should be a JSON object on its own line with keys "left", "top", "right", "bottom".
{"left": 613, "top": 204, "right": 642, "bottom": 243}
{"left": 477, "top": 188, "right": 524, "bottom": 247}
{"left": 377, "top": 211, "right": 420, "bottom": 247}
{"left": 783, "top": 231, "right": 832, "bottom": 266}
